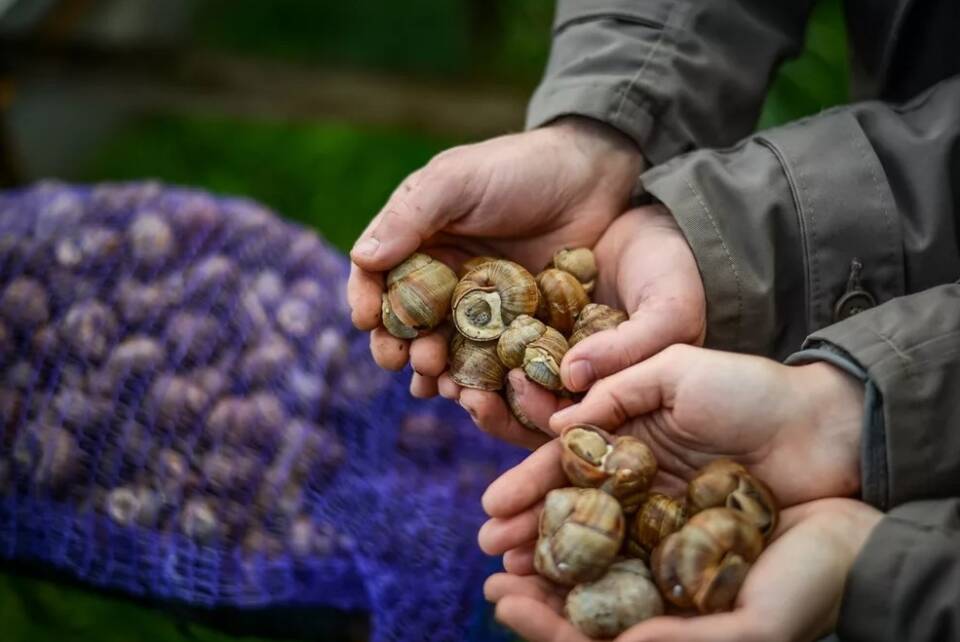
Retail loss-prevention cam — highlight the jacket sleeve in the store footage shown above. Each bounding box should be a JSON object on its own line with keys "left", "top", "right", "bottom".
{"left": 838, "top": 498, "right": 960, "bottom": 642}
{"left": 801, "top": 284, "right": 960, "bottom": 510}
{"left": 640, "top": 74, "right": 960, "bottom": 358}
{"left": 527, "top": 1, "right": 815, "bottom": 164}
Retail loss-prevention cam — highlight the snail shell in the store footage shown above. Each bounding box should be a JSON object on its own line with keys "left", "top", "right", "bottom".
{"left": 630, "top": 493, "right": 688, "bottom": 557}
{"left": 523, "top": 326, "right": 568, "bottom": 391}
{"left": 565, "top": 558, "right": 664, "bottom": 638}
{"left": 651, "top": 507, "right": 763, "bottom": 613}
{"left": 386, "top": 253, "right": 457, "bottom": 331}
{"left": 560, "top": 424, "right": 657, "bottom": 512}
{"left": 569, "top": 303, "right": 628, "bottom": 347}
{"left": 534, "top": 487, "right": 625, "bottom": 586}
{"left": 497, "top": 314, "right": 547, "bottom": 369}
{"left": 381, "top": 294, "right": 418, "bottom": 339}
{"left": 458, "top": 255, "right": 498, "bottom": 278}
{"left": 687, "top": 459, "right": 779, "bottom": 540}
{"left": 452, "top": 260, "right": 539, "bottom": 341}
{"left": 536, "top": 269, "right": 589, "bottom": 335}
{"left": 449, "top": 334, "right": 506, "bottom": 391}
{"left": 549, "top": 247, "right": 598, "bottom": 294}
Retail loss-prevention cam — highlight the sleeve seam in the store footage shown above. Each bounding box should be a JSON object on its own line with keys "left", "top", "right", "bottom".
{"left": 554, "top": 12, "right": 667, "bottom": 35}
{"left": 682, "top": 176, "right": 744, "bottom": 348}
{"left": 611, "top": 4, "right": 676, "bottom": 126}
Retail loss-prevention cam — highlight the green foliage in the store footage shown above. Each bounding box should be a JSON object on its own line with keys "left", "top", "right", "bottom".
{"left": 80, "top": 116, "right": 458, "bottom": 252}
{"left": 757, "top": 0, "right": 849, "bottom": 129}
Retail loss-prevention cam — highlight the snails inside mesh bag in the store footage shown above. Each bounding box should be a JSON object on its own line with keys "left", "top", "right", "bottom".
{"left": 0, "top": 182, "right": 521, "bottom": 642}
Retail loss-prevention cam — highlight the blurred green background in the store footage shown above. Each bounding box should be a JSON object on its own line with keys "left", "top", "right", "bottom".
{"left": 0, "top": 0, "right": 848, "bottom": 640}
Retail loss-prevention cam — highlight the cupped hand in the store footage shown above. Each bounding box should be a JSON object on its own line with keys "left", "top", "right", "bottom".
{"left": 346, "top": 116, "right": 644, "bottom": 444}
{"left": 485, "top": 498, "right": 882, "bottom": 642}
{"left": 455, "top": 204, "right": 707, "bottom": 448}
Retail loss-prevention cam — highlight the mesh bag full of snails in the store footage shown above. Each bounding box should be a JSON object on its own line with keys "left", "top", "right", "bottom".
{"left": 377, "top": 251, "right": 781, "bottom": 638}
{"left": 0, "top": 182, "right": 522, "bottom": 642}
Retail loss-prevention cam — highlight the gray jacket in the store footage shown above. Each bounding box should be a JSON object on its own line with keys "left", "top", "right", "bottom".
{"left": 528, "top": 2, "right": 960, "bottom": 640}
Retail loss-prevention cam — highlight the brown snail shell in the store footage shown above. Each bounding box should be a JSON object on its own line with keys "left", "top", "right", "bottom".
{"left": 534, "top": 487, "right": 625, "bottom": 586}
{"left": 549, "top": 248, "right": 598, "bottom": 294}
{"left": 452, "top": 260, "right": 539, "bottom": 341}
{"left": 536, "top": 269, "right": 589, "bottom": 335}
{"left": 629, "top": 493, "right": 688, "bottom": 557}
{"left": 565, "top": 558, "right": 664, "bottom": 638}
{"left": 504, "top": 379, "right": 539, "bottom": 431}
{"left": 386, "top": 253, "right": 457, "bottom": 331}
{"left": 496, "top": 315, "right": 547, "bottom": 369}
{"left": 381, "top": 294, "right": 418, "bottom": 339}
{"left": 458, "top": 255, "right": 498, "bottom": 278}
{"left": 687, "top": 459, "right": 779, "bottom": 540}
{"left": 560, "top": 424, "right": 657, "bottom": 512}
{"left": 522, "top": 326, "right": 568, "bottom": 391}
{"left": 448, "top": 334, "right": 506, "bottom": 391}
{"left": 651, "top": 507, "right": 763, "bottom": 613}
{"left": 569, "top": 303, "right": 629, "bottom": 347}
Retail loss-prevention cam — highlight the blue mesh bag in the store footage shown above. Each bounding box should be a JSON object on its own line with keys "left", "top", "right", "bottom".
{"left": 0, "top": 181, "right": 523, "bottom": 641}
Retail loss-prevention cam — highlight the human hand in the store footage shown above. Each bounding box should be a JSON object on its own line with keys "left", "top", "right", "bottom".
{"left": 479, "top": 205, "right": 705, "bottom": 447}
{"left": 347, "top": 117, "right": 644, "bottom": 445}
{"left": 484, "top": 498, "right": 882, "bottom": 642}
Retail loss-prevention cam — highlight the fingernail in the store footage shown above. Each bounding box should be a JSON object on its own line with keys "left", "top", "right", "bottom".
{"left": 551, "top": 405, "right": 574, "bottom": 425}
{"left": 567, "top": 360, "right": 595, "bottom": 390}
{"left": 460, "top": 401, "right": 479, "bottom": 423}
{"left": 352, "top": 236, "right": 380, "bottom": 257}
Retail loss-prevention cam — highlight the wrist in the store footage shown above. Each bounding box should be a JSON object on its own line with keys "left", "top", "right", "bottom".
{"left": 792, "top": 362, "right": 865, "bottom": 497}
{"left": 548, "top": 116, "right": 648, "bottom": 173}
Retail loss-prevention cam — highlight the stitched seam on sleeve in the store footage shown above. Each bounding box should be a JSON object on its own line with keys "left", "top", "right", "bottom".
{"left": 850, "top": 120, "right": 898, "bottom": 296}
{"left": 554, "top": 13, "right": 667, "bottom": 34}
{"left": 683, "top": 177, "right": 743, "bottom": 347}
{"left": 611, "top": 3, "right": 676, "bottom": 123}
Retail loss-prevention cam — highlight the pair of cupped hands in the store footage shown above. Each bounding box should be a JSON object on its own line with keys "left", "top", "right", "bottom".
{"left": 347, "top": 117, "right": 882, "bottom": 641}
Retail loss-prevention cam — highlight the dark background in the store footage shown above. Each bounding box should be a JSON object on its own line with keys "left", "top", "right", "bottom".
{"left": 0, "top": 0, "right": 848, "bottom": 639}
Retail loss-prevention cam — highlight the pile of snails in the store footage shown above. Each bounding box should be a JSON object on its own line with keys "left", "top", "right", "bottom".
{"left": 541, "top": 424, "right": 778, "bottom": 637}
{"left": 380, "top": 250, "right": 628, "bottom": 427}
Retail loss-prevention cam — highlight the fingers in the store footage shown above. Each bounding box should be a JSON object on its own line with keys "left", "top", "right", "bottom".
{"left": 459, "top": 388, "right": 551, "bottom": 450}
{"left": 369, "top": 327, "right": 409, "bottom": 371}
{"left": 349, "top": 160, "right": 475, "bottom": 272}
{"left": 562, "top": 298, "right": 701, "bottom": 392}
{"left": 618, "top": 613, "right": 753, "bottom": 642}
{"left": 482, "top": 440, "right": 565, "bottom": 518}
{"left": 437, "top": 372, "right": 462, "bottom": 400}
{"left": 505, "top": 370, "right": 574, "bottom": 435}
{"left": 484, "top": 573, "right": 564, "bottom": 610}
{"left": 409, "top": 372, "right": 438, "bottom": 398}
{"left": 346, "top": 263, "right": 384, "bottom": 331}
{"left": 502, "top": 543, "right": 536, "bottom": 575}
{"left": 408, "top": 330, "right": 449, "bottom": 377}
{"left": 478, "top": 504, "right": 540, "bottom": 555}
{"left": 495, "top": 596, "right": 588, "bottom": 642}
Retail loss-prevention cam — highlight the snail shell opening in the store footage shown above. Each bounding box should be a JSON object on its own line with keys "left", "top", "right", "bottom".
{"left": 454, "top": 289, "right": 505, "bottom": 340}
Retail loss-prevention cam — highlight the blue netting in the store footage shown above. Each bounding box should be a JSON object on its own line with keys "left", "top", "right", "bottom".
{"left": 0, "top": 181, "right": 523, "bottom": 641}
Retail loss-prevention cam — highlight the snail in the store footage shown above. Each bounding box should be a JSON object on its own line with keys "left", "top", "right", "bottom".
{"left": 629, "top": 493, "right": 688, "bottom": 558}
{"left": 536, "top": 269, "right": 589, "bottom": 335}
{"left": 458, "top": 255, "right": 498, "bottom": 277}
{"left": 534, "top": 487, "right": 625, "bottom": 586}
{"left": 380, "top": 294, "right": 417, "bottom": 339}
{"left": 569, "top": 303, "right": 629, "bottom": 347}
{"left": 560, "top": 424, "right": 657, "bottom": 513}
{"left": 651, "top": 507, "right": 763, "bottom": 613}
{"left": 687, "top": 459, "right": 779, "bottom": 539}
{"left": 383, "top": 253, "right": 457, "bottom": 337}
{"left": 566, "top": 558, "right": 664, "bottom": 638}
{"left": 448, "top": 334, "right": 506, "bottom": 391}
{"left": 548, "top": 247, "right": 598, "bottom": 294}
{"left": 498, "top": 315, "right": 569, "bottom": 391}
{"left": 452, "top": 259, "right": 539, "bottom": 341}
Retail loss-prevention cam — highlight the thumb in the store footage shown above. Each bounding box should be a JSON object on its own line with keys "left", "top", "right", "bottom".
{"left": 561, "top": 296, "right": 701, "bottom": 392}
{"left": 350, "top": 160, "right": 477, "bottom": 271}
{"left": 550, "top": 345, "right": 691, "bottom": 433}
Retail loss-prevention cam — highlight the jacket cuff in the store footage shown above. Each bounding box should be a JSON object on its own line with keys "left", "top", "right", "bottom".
{"left": 641, "top": 108, "right": 904, "bottom": 357}
{"left": 839, "top": 500, "right": 960, "bottom": 642}
{"left": 806, "top": 285, "right": 960, "bottom": 508}
{"left": 526, "top": 0, "right": 687, "bottom": 163}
